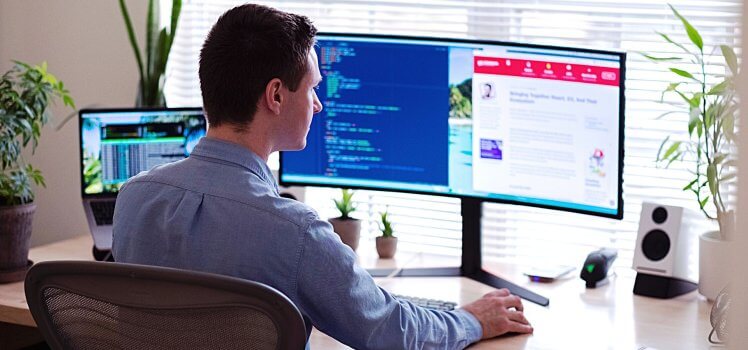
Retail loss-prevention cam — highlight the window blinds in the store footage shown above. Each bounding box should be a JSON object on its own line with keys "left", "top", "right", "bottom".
{"left": 163, "top": 0, "right": 740, "bottom": 278}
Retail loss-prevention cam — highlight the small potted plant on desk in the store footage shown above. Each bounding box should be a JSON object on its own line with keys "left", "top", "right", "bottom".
{"left": 645, "top": 5, "right": 738, "bottom": 300}
{"left": 329, "top": 189, "right": 361, "bottom": 251}
{"left": 0, "top": 61, "right": 74, "bottom": 283}
{"left": 376, "top": 208, "right": 397, "bottom": 259}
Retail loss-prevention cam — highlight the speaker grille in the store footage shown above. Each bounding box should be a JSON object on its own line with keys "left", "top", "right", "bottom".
{"left": 652, "top": 207, "right": 668, "bottom": 224}
{"left": 642, "top": 229, "right": 670, "bottom": 261}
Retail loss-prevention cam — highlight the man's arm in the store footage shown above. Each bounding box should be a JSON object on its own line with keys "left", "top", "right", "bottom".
{"left": 292, "top": 215, "right": 530, "bottom": 349}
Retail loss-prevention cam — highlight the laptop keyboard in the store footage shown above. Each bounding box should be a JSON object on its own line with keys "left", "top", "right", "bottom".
{"left": 90, "top": 200, "right": 116, "bottom": 225}
{"left": 393, "top": 294, "right": 457, "bottom": 311}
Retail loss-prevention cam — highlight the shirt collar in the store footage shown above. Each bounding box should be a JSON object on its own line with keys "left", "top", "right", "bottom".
{"left": 190, "top": 137, "right": 279, "bottom": 194}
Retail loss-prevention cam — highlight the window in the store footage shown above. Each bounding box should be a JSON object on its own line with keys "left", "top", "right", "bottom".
{"left": 165, "top": 0, "right": 741, "bottom": 278}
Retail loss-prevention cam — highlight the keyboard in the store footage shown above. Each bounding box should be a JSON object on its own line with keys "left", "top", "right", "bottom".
{"left": 394, "top": 294, "right": 457, "bottom": 311}
{"left": 90, "top": 200, "right": 116, "bottom": 225}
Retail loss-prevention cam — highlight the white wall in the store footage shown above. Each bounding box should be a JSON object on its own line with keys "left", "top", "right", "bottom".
{"left": 0, "top": 0, "right": 147, "bottom": 246}
{"left": 731, "top": 1, "right": 747, "bottom": 347}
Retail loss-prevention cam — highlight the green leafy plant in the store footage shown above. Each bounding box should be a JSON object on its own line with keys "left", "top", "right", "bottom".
{"left": 333, "top": 189, "right": 357, "bottom": 219}
{"left": 378, "top": 209, "right": 394, "bottom": 238}
{"left": 0, "top": 61, "right": 75, "bottom": 206}
{"left": 119, "top": 0, "right": 182, "bottom": 107}
{"left": 646, "top": 4, "right": 738, "bottom": 239}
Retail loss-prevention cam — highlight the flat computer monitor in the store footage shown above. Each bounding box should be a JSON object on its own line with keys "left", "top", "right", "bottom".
{"left": 79, "top": 108, "right": 206, "bottom": 197}
{"left": 281, "top": 33, "right": 624, "bottom": 219}
{"left": 280, "top": 34, "right": 626, "bottom": 306}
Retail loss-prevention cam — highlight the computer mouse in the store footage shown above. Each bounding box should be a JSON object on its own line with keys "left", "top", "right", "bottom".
{"left": 580, "top": 248, "right": 618, "bottom": 288}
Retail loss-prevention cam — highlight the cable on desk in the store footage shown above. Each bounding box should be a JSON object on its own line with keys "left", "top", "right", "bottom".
{"left": 382, "top": 252, "right": 424, "bottom": 280}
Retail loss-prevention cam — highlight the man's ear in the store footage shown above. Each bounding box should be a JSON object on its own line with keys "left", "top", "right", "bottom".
{"left": 264, "top": 78, "right": 283, "bottom": 115}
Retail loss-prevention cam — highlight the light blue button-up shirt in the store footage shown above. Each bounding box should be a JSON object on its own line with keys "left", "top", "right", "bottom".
{"left": 112, "top": 137, "right": 482, "bottom": 349}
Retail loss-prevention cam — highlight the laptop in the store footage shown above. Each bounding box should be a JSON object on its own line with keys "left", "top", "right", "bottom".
{"left": 78, "top": 108, "right": 206, "bottom": 250}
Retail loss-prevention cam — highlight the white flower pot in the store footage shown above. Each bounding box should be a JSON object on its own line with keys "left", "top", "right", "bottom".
{"left": 699, "top": 230, "right": 730, "bottom": 300}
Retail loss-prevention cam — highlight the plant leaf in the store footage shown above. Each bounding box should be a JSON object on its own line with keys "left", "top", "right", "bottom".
{"left": 722, "top": 113, "right": 735, "bottom": 141}
{"left": 720, "top": 45, "right": 738, "bottom": 75}
{"left": 146, "top": 0, "right": 159, "bottom": 79}
{"left": 655, "top": 110, "right": 682, "bottom": 120}
{"left": 707, "top": 164, "right": 717, "bottom": 196}
{"left": 669, "top": 4, "right": 703, "bottom": 51}
{"left": 713, "top": 153, "right": 727, "bottom": 165}
{"left": 689, "top": 93, "right": 701, "bottom": 109}
{"left": 669, "top": 68, "right": 698, "bottom": 82}
{"left": 660, "top": 82, "right": 684, "bottom": 102}
{"left": 662, "top": 141, "right": 682, "bottom": 162}
{"left": 703, "top": 106, "right": 715, "bottom": 132}
{"left": 656, "top": 136, "right": 670, "bottom": 162}
{"left": 168, "top": 0, "right": 183, "bottom": 51}
{"left": 683, "top": 178, "right": 698, "bottom": 191}
{"left": 62, "top": 95, "right": 75, "bottom": 108}
{"left": 665, "top": 151, "right": 682, "bottom": 168}
{"left": 642, "top": 53, "right": 681, "bottom": 62}
{"left": 700, "top": 196, "right": 710, "bottom": 209}
{"left": 119, "top": 0, "right": 146, "bottom": 90}
{"left": 155, "top": 29, "right": 169, "bottom": 73}
{"left": 707, "top": 79, "right": 730, "bottom": 95}
{"left": 657, "top": 31, "right": 693, "bottom": 56}
{"left": 688, "top": 109, "right": 700, "bottom": 136}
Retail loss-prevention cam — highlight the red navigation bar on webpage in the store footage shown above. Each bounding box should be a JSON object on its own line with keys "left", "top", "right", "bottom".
{"left": 474, "top": 56, "right": 620, "bottom": 87}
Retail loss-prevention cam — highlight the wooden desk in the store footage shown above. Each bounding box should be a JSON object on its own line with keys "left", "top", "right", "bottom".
{"left": 0, "top": 236, "right": 713, "bottom": 349}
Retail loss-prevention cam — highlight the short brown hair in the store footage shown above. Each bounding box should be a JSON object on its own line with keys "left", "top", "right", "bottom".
{"left": 199, "top": 4, "right": 317, "bottom": 127}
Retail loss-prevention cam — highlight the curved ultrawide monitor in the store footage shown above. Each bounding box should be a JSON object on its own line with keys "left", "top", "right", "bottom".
{"left": 280, "top": 33, "right": 625, "bottom": 219}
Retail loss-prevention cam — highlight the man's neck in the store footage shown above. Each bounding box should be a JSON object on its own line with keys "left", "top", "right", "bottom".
{"left": 206, "top": 125, "right": 273, "bottom": 162}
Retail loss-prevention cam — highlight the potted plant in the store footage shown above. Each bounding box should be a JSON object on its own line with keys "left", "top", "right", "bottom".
{"left": 0, "top": 61, "right": 74, "bottom": 283}
{"left": 329, "top": 189, "right": 361, "bottom": 251}
{"left": 376, "top": 208, "right": 397, "bottom": 259}
{"left": 645, "top": 5, "right": 738, "bottom": 300}
{"left": 119, "top": 0, "right": 182, "bottom": 107}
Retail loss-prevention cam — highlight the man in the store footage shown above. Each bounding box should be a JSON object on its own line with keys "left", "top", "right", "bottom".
{"left": 481, "top": 82, "right": 494, "bottom": 99}
{"left": 113, "top": 4, "right": 532, "bottom": 349}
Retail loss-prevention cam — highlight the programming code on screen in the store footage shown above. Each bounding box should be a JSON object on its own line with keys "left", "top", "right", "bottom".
{"left": 287, "top": 40, "right": 450, "bottom": 186}
{"left": 100, "top": 123, "right": 186, "bottom": 185}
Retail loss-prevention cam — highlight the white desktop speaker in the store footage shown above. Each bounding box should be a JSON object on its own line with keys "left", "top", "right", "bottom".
{"left": 632, "top": 202, "right": 697, "bottom": 298}
{"left": 271, "top": 169, "right": 306, "bottom": 202}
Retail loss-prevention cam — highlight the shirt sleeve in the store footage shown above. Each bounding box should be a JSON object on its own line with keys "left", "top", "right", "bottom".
{"left": 293, "top": 214, "right": 483, "bottom": 350}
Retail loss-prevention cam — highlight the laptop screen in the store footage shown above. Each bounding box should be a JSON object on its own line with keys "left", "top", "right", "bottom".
{"left": 79, "top": 108, "right": 206, "bottom": 197}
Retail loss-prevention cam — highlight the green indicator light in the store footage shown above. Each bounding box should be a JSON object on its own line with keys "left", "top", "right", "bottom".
{"left": 586, "top": 264, "right": 595, "bottom": 273}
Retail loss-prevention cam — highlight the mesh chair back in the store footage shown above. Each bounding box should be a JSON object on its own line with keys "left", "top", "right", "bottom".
{"left": 25, "top": 261, "right": 307, "bottom": 350}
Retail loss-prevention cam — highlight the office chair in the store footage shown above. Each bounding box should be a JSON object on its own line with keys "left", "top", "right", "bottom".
{"left": 24, "top": 261, "right": 307, "bottom": 350}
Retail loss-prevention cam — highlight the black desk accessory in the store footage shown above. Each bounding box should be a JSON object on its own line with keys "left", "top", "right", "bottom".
{"left": 632, "top": 273, "right": 697, "bottom": 298}
{"left": 580, "top": 248, "right": 617, "bottom": 288}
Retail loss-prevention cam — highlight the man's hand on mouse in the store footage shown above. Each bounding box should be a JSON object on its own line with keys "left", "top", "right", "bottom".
{"left": 461, "top": 288, "right": 533, "bottom": 339}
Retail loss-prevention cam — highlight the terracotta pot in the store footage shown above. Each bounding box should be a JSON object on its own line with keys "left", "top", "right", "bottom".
{"left": 699, "top": 230, "right": 730, "bottom": 300}
{"left": 329, "top": 217, "right": 361, "bottom": 251}
{"left": 0, "top": 203, "right": 36, "bottom": 283}
{"left": 376, "top": 236, "right": 398, "bottom": 259}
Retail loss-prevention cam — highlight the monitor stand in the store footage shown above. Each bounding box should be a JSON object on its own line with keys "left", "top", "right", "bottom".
{"left": 367, "top": 197, "right": 550, "bottom": 307}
